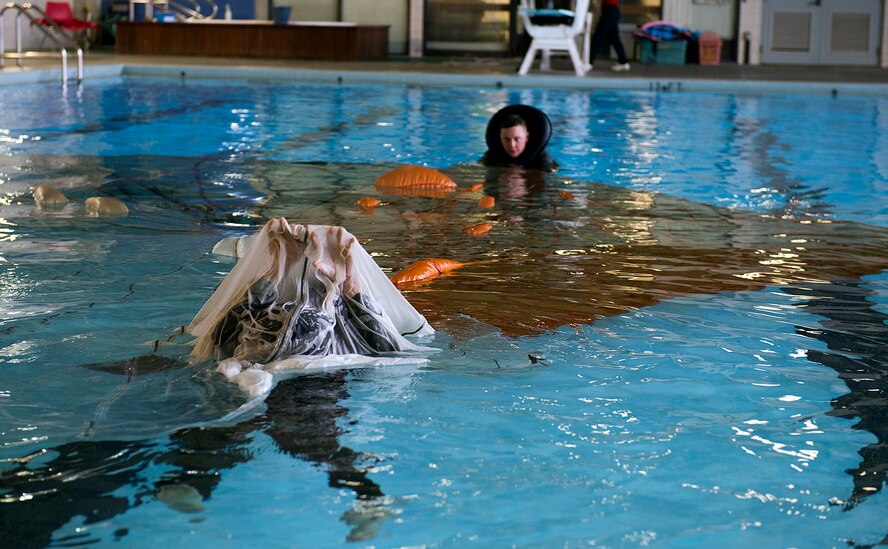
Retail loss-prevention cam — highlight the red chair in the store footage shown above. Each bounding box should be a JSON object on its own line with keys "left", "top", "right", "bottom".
{"left": 37, "top": 1, "right": 98, "bottom": 48}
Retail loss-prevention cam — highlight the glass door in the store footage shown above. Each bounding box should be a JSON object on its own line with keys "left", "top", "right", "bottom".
{"left": 424, "top": 0, "right": 515, "bottom": 54}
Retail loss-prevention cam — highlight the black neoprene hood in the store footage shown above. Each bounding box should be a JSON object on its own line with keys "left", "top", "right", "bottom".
{"left": 484, "top": 104, "right": 553, "bottom": 165}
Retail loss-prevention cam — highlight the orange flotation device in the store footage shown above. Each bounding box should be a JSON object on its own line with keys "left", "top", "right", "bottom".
{"left": 33, "top": 184, "right": 69, "bottom": 206}
{"left": 85, "top": 197, "right": 129, "bottom": 216}
{"left": 478, "top": 195, "right": 495, "bottom": 209}
{"left": 374, "top": 165, "right": 457, "bottom": 198}
{"left": 463, "top": 223, "right": 492, "bottom": 236}
{"left": 356, "top": 196, "right": 381, "bottom": 208}
{"left": 390, "top": 258, "right": 466, "bottom": 286}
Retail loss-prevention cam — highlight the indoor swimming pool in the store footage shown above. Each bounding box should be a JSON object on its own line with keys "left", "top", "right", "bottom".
{"left": 1, "top": 74, "right": 887, "bottom": 547}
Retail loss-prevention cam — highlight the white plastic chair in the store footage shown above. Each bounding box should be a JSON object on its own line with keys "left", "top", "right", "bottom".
{"left": 518, "top": 0, "right": 592, "bottom": 77}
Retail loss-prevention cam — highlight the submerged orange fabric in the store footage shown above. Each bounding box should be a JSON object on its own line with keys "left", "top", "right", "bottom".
{"left": 463, "top": 223, "right": 492, "bottom": 236}
{"left": 390, "top": 258, "right": 466, "bottom": 286}
{"left": 221, "top": 162, "right": 888, "bottom": 339}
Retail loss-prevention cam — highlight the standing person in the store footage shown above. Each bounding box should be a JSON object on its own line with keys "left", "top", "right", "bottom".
{"left": 589, "top": 0, "right": 630, "bottom": 72}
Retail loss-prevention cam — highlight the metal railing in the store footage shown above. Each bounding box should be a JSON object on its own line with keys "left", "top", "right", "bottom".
{"left": 0, "top": 2, "right": 84, "bottom": 83}
{"left": 131, "top": 0, "right": 217, "bottom": 22}
{"left": 169, "top": 0, "right": 217, "bottom": 21}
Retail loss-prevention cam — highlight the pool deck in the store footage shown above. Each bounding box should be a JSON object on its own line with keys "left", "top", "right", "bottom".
{"left": 3, "top": 48, "right": 888, "bottom": 93}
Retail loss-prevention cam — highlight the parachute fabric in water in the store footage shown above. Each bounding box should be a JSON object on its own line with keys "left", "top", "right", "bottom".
{"left": 188, "top": 218, "right": 434, "bottom": 367}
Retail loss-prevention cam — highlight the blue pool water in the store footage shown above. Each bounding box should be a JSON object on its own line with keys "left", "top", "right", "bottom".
{"left": 1, "top": 75, "right": 887, "bottom": 548}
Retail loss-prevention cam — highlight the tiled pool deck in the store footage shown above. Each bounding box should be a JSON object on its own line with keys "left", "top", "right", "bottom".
{"left": 3, "top": 49, "right": 888, "bottom": 94}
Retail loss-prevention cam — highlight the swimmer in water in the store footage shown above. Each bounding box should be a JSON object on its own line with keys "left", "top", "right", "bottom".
{"left": 481, "top": 105, "right": 559, "bottom": 172}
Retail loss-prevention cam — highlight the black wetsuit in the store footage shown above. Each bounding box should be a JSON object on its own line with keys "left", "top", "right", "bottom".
{"left": 480, "top": 148, "right": 559, "bottom": 172}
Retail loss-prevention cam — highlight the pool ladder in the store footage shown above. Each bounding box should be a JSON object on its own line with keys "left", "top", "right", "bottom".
{"left": 0, "top": 2, "right": 84, "bottom": 84}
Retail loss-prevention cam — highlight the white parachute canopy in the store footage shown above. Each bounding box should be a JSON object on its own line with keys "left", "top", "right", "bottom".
{"left": 188, "top": 218, "right": 434, "bottom": 369}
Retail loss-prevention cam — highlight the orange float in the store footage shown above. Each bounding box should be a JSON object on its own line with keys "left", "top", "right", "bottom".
{"left": 463, "top": 223, "right": 492, "bottom": 236}
{"left": 468, "top": 183, "right": 484, "bottom": 192}
{"left": 374, "top": 166, "right": 458, "bottom": 198}
{"left": 478, "top": 195, "right": 495, "bottom": 209}
{"left": 85, "top": 197, "right": 129, "bottom": 216}
{"left": 390, "top": 258, "right": 466, "bottom": 286}
{"left": 33, "top": 184, "right": 69, "bottom": 206}
{"left": 559, "top": 191, "right": 576, "bottom": 200}
{"left": 356, "top": 196, "right": 381, "bottom": 208}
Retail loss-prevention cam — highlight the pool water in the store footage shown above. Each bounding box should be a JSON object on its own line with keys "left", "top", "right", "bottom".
{"left": 1, "top": 76, "right": 888, "bottom": 548}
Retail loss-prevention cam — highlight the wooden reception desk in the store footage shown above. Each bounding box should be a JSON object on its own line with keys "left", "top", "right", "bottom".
{"left": 115, "top": 20, "right": 389, "bottom": 61}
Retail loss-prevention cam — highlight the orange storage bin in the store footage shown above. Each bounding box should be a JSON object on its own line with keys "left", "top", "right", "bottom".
{"left": 698, "top": 32, "right": 722, "bottom": 65}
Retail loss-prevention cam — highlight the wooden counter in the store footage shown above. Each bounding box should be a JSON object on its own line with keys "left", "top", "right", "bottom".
{"left": 115, "top": 21, "right": 389, "bottom": 61}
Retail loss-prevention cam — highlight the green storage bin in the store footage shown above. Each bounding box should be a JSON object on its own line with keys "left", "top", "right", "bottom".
{"left": 638, "top": 39, "right": 687, "bottom": 65}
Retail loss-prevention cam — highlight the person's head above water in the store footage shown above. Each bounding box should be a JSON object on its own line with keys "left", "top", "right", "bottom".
{"left": 499, "top": 114, "right": 530, "bottom": 158}
{"left": 482, "top": 105, "right": 558, "bottom": 172}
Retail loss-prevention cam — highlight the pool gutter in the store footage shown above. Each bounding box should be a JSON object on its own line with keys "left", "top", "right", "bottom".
{"left": 3, "top": 62, "right": 888, "bottom": 96}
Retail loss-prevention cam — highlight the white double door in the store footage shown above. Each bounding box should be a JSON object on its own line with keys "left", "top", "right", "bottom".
{"left": 762, "top": 0, "right": 881, "bottom": 65}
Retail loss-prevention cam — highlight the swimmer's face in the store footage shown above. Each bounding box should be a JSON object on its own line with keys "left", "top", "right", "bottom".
{"left": 500, "top": 124, "right": 529, "bottom": 158}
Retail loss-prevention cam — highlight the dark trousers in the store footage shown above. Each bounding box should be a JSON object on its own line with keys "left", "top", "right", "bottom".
{"left": 590, "top": 4, "right": 628, "bottom": 64}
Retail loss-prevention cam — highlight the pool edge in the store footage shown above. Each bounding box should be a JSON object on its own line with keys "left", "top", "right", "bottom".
{"left": 2, "top": 62, "right": 888, "bottom": 96}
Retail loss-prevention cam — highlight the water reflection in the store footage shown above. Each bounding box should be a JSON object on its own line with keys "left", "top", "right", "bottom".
{"left": 724, "top": 97, "right": 831, "bottom": 218}
{"left": 0, "top": 371, "right": 387, "bottom": 547}
{"left": 784, "top": 279, "right": 888, "bottom": 507}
